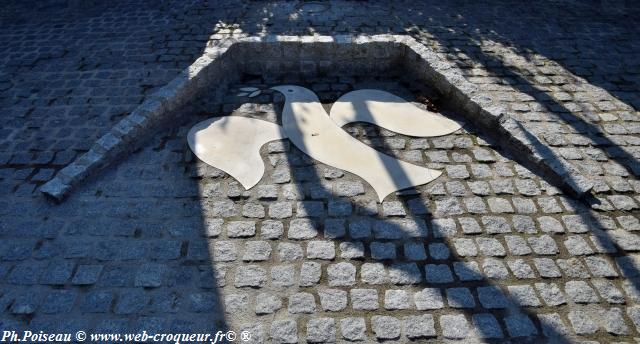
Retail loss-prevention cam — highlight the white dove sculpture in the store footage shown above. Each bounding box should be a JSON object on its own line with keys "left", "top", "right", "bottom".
{"left": 187, "top": 85, "right": 461, "bottom": 202}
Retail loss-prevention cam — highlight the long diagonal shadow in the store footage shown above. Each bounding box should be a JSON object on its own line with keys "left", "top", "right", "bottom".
{"left": 412, "top": 27, "right": 640, "bottom": 296}
{"left": 273, "top": 80, "right": 573, "bottom": 342}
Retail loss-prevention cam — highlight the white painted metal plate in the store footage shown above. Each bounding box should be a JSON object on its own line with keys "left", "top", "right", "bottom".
{"left": 330, "top": 89, "right": 461, "bottom": 137}
{"left": 187, "top": 116, "right": 285, "bottom": 189}
{"left": 274, "top": 85, "right": 443, "bottom": 201}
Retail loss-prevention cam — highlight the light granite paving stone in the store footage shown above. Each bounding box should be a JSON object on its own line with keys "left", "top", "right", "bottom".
{"left": 445, "top": 181, "right": 467, "bottom": 196}
{"left": 482, "top": 216, "right": 511, "bottom": 234}
{"left": 565, "top": 281, "right": 599, "bottom": 304}
{"left": 468, "top": 181, "right": 491, "bottom": 195}
{"left": 528, "top": 235, "right": 559, "bottom": 255}
{"left": 482, "top": 258, "right": 510, "bottom": 279}
{"left": 508, "top": 285, "right": 542, "bottom": 307}
{"left": 564, "top": 236, "right": 594, "bottom": 256}
{"left": 340, "top": 317, "right": 366, "bottom": 342}
{"left": 490, "top": 179, "right": 515, "bottom": 194}
{"left": 300, "top": 262, "right": 322, "bottom": 287}
{"left": 508, "top": 259, "right": 536, "bottom": 279}
{"left": 434, "top": 197, "right": 464, "bottom": 216}
{"left": 513, "top": 215, "right": 537, "bottom": 234}
{"left": 340, "top": 241, "right": 364, "bottom": 259}
{"left": 384, "top": 290, "right": 411, "bottom": 310}
{"left": 583, "top": 256, "right": 618, "bottom": 277}
{"left": 235, "top": 265, "right": 267, "bottom": 287}
{"left": 488, "top": 197, "right": 514, "bottom": 213}
{"left": 562, "top": 215, "right": 590, "bottom": 233}
{"left": 307, "top": 240, "right": 336, "bottom": 260}
{"left": 319, "top": 289, "right": 347, "bottom": 312}
{"left": 513, "top": 198, "right": 537, "bottom": 214}
{"left": 538, "top": 313, "right": 570, "bottom": 338}
{"left": 227, "top": 221, "right": 256, "bottom": 238}
{"left": 617, "top": 215, "right": 640, "bottom": 231}
{"left": 242, "top": 202, "right": 265, "bottom": 218}
{"left": 533, "top": 258, "right": 562, "bottom": 278}
{"left": 592, "top": 279, "right": 625, "bottom": 304}
{"left": 440, "top": 314, "right": 469, "bottom": 339}
{"left": 288, "top": 292, "right": 316, "bottom": 314}
{"left": 351, "top": 289, "right": 379, "bottom": 311}
{"left": 243, "top": 241, "right": 272, "bottom": 261}
{"left": 271, "top": 320, "right": 298, "bottom": 344}
{"left": 327, "top": 262, "right": 356, "bottom": 286}
{"left": 453, "top": 238, "right": 478, "bottom": 257}
{"left": 557, "top": 258, "right": 590, "bottom": 278}
{"left": 459, "top": 217, "right": 482, "bottom": 234}
{"left": 306, "top": 317, "right": 336, "bottom": 343}
{"left": 371, "top": 316, "right": 401, "bottom": 340}
{"left": 431, "top": 218, "right": 456, "bottom": 238}
{"left": 382, "top": 201, "right": 405, "bottom": 216}
{"left": 257, "top": 185, "right": 278, "bottom": 200}
{"left": 335, "top": 181, "right": 365, "bottom": 197}
{"left": 278, "top": 243, "right": 303, "bottom": 261}
{"left": 568, "top": 310, "right": 598, "bottom": 335}
{"left": 414, "top": 288, "right": 444, "bottom": 310}
{"left": 537, "top": 216, "right": 564, "bottom": 233}
{"left": 505, "top": 235, "right": 532, "bottom": 255}
{"left": 225, "top": 293, "right": 249, "bottom": 314}
{"left": 404, "top": 314, "right": 436, "bottom": 339}
{"left": 288, "top": 219, "right": 318, "bottom": 239}
{"left": 360, "top": 263, "right": 387, "bottom": 285}
{"left": 477, "top": 237, "right": 506, "bottom": 256}
{"left": 269, "top": 202, "right": 293, "bottom": 219}
{"left": 255, "top": 293, "right": 282, "bottom": 315}
{"left": 627, "top": 306, "right": 640, "bottom": 332}
{"left": 537, "top": 197, "right": 563, "bottom": 213}
{"left": 447, "top": 165, "right": 470, "bottom": 179}
{"left": 271, "top": 265, "right": 295, "bottom": 287}
{"left": 261, "top": 220, "right": 284, "bottom": 239}
{"left": 601, "top": 307, "right": 629, "bottom": 335}
{"left": 389, "top": 263, "right": 422, "bottom": 285}
{"left": 608, "top": 195, "right": 638, "bottom": 210}
{"left": 464, "top": 196, "right": 487, "bottom": 213}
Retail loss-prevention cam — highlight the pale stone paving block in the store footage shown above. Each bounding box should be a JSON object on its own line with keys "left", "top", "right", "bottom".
{"left": 351, "top": 289, "right": 378, "bottom": 311}
{"left": 306, "top": 318, "right": 336, "bottom": 343}
{"left": 371, "top": 316, "right": 401, "bottom": 340}
{"left": 440, "top": 314, "right": 469, "bottom": 339}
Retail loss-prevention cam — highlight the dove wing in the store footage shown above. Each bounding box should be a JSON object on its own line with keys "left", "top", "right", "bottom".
{"left": 187, "top": 116, "right": 286, "bottom": 189}
{"left": 329, "top": 89, "right": 461, "bottom": 137}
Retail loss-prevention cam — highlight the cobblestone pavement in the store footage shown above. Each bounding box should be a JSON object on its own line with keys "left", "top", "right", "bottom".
{"left": 1, "top": 0, "right": 640, "bottom": 343}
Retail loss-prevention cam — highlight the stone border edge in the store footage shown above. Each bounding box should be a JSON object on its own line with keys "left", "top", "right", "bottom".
{"left": 40, "top": 34, "right": 592, "bottom": 202}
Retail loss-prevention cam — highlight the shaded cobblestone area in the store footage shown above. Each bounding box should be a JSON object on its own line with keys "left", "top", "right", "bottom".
{"left": 1, "top": 0, "right": 640, "bottom": 343}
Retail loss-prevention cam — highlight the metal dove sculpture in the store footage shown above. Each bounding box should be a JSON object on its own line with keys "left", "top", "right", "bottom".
{"left": 187, "top": 85, "right": 461, "bottom": 202}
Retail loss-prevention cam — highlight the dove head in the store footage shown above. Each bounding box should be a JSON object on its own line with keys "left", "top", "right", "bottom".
{"left": 270, "top": 85, "right": 318, "bottom": 103}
